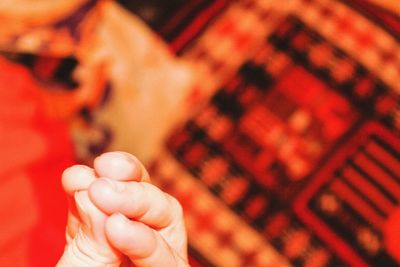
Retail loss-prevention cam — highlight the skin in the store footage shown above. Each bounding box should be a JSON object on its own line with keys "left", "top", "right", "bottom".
{"left": 56, "top": 152, "right": 189, "bottom": 267}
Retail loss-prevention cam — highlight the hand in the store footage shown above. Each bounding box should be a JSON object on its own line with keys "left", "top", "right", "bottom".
{"left": 57, "top": 152, "right": 189, "bottom": 267}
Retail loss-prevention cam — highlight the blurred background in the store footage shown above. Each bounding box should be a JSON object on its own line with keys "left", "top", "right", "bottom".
{"left": 0, "top": 0, "right": 399, "bottom": 266}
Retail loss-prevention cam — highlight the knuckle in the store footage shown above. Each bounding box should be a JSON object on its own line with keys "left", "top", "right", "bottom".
{"left": 168, "top": 194, "right": 184, "bottom": 219}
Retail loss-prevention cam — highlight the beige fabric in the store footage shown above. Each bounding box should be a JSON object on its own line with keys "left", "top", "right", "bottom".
{"left": 91, "top": 2, "right": 194, "bottom": 163}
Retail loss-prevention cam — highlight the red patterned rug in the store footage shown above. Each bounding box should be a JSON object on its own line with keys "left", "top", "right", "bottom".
{"left": 147, "top": 0, "right": 400, "bottom": 266}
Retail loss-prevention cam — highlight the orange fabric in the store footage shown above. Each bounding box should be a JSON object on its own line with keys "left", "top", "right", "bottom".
{"left": 0, "top": 57, "right": 74, "bottom": 266}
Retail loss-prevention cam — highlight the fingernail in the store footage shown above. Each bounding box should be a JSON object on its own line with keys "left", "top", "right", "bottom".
{"left": 115, "top": 152, "right": 136, "bottom": 164}
{"left": 95, "top": 152, "right": 141, "bottom": 182}
{"left": 114, "top": 212, "right": 131, "bottom": 224}
{"left": 101, "top": 178, "right": 124, "bottom": 192}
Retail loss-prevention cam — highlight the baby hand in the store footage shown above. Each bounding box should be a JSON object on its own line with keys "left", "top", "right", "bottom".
{"left": 56, "top": 152, "right": 188, "bottom": 267}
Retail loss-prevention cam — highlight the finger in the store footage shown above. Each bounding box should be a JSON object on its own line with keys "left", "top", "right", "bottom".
{"left": 94, "top": 151, "right": 150, "bottom": 182}
{"left": 62, "top": 165, "right": 97, "bottom": 196}
{"left": 75, "top": 191, "right": 122, "bottom": 264}
{"left": 62, "top": 165, "right": 97, "bottom": 241}
{"left": 57, "top": 191, "right": 122, "bottom": 267}
{"left": 74, "top": 191, "right": 109, "bottom": 244}
{"left": 105, "top": 213, "right": 189, "bottom": 267}
{"left": 89, "top": 179, "right": 183, "bottom": 229}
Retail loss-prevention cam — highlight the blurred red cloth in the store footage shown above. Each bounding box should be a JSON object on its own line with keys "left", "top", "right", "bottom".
{"left": 0, "top": 57, "right": 75, "bottom": 266}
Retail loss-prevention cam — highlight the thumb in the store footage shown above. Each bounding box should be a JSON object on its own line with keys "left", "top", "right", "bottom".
{"left": 57, "top": 191, "right": 122, "bottom": 267}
